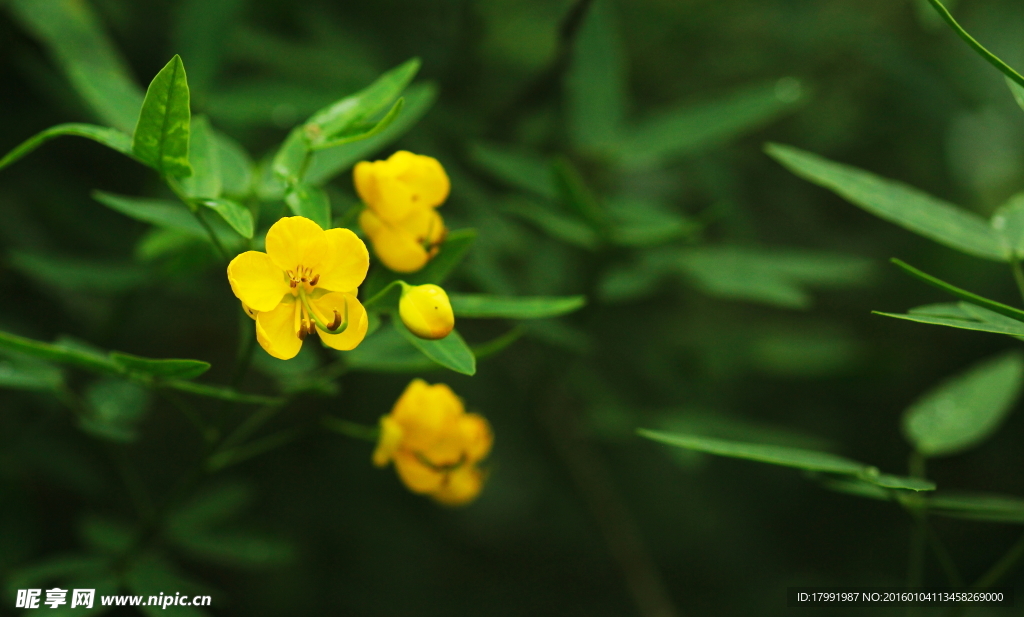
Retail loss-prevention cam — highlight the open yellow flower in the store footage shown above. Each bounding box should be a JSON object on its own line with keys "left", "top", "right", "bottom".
{"left": 372, "top": 379, "right": 492, "bottom": 506}
{"left": 355, "top": 151, "right": 449, "bottom": 273}
{"left": 227, "top": 216, "right": 370, "bottom": 360}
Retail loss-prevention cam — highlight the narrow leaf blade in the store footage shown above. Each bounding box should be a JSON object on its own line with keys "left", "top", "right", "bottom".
{"left": 450, "top": 294, "right": 587, "bottom": 319}
{"left": 394, "top": 320, "right": 476, "bottom": 376}
{"left": 0, "top": 124, "right": 133, "bottom": 172}
{"left": 199, "top": 198, "right": 254, "bottom": 239}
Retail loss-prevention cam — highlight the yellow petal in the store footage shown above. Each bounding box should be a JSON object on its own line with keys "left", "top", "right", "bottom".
{"left": 394, "top": 450, "right": 445, "bottom": 494}
{"left": 265, "top": 216, "right": 327, "bottom": 273}
{"left": 359, "top": 209, "right": 429, "bottom": 273}
{"left": 372, "top": 416, "right": 404, "bottom": 467}
{"left": 391, "top": 151, "right": 449, "bottom": 209}
{"left": 432, "top": 465, "right": 484, "bottom": 506}
{"left": 315, "top": 228, "right": 369, "bottom": 292}
{"left": 314, "top": 292, "right": 369, "bottom": 351}
{"left": 240, "top": 302, "right": 257, "bottom": 320}
{"left": 227, "top": 251, "right": 290, "bottom": 312}
{"left": 255, "top": 297, "right": 303, "bottom": 360}
{"left": 353, "top": 160, "right": 382, "bottom": 208}
{"left": 399, "top": 283, "right": 454, "bottom": 340}
{"left": 391, "top": 380, "right": 464, "bottom": 452}
{"left": 459, "top": 413, "right": 493, "bottom": 463}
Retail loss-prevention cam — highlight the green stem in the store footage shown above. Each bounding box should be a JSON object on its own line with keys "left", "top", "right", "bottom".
{"left": 1009, "top": 256, "right": 1024, "bottom": 306}
{"left": 890, "top": 259, "right": 1024, "bottom": 322}
{"left": 207, "top": 426, "right": 303, "bottom": 471}
{"left": 215, "top": 401, "right": 288, "bottom": 453}
{"left": 322, "top": 415, "right": 379, "bottom": 442}
{"left": 166, "top": 176, "right": 229, "bottom": 261}
{"left": 231, "top": 313, "right": 258, "bottom": 389}
{"left": 362, "top": 279, "right": 408, "bottom": 309}
{"left": 926, "top": 0, "right": 1024, "bottom": 90}
{"left": 158, "top": 379, "right": 282, "bottom": 405}
{"left": 162, "top": 391, "right": 218, "bottom": 444}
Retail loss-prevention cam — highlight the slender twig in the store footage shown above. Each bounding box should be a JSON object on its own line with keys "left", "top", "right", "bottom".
{"left": 323, "top": 415, "right": 379, "bottom": 442}
{"left": 166, "top": 177, "right": 229, "bottom": 260}
{"left": 926, "top": 0, "right": 1024, "bottom": 90}
{"left": 162, "top": 391, "right": 218, "bottom": 444}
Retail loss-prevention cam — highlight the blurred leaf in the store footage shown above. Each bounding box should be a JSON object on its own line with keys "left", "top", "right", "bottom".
{"left": 92, "top": 191, "right": 205, "bottom": 237}
{"left": 179, "top": 115, "right": 221, "bottom": 199}
{"left": 902, "top": 351, "right": 1024, "bottom": 457}
{"left": 394, "top": 319, "right": 475, "bottom": 376}
{"left": 344, "top": 324, "right": 435, "bottom": 372}
{"left": 168, "top": 482, "right": 252, "bottom": 531}
{"left": 621, "top": 80, "right": 804, "bottom": 168}
{"left": 198, "top": 198, "right": 253, "bottom": 239}
{"left": 284, "top": 184, "right": 331, "bottom": 230}
{"left": 1008, "top": 76, "right": 1024, "bottom": 113}
{"left": 566, "top": 0, "right": 626, "bottom": 153}
{"left": 172, "top": 0, "right": 243, "bottom": 99}
{"left": 767, "top": 143, "right": 1005, "bottom": 261}
{"left": 305, "top": 82, "right": 438, "bottom": 186}
{"left": 0, "top": 124, "right": 133, "bottom": 172}
{"left": 503, "top": 198, "right": 600, "bottom": 249}
{"left": 450, "top": 294, "right": 586, "bottom": 319}
{"left": 928, "top": 491, "right": 1024, "bottom": 524}
{"left": 606, "top": 197, "right": 699, "bottom": 247}
{"left": 818, "top": 476, "right": 893, "bottom": 501}
{"left": 135, "top": 228, "right": 204, "bottom": 262}
{"left": 6, "top": 554, "right": 112, "bottom": 595}
{"left": 271, "top": 127, "right": 309, "bottom": 186}
{"left": 469, "top": 142, "right": 556, "bottom": 199}
{"left": 990, "top": 192, "right": 1024, "bottom": 258}
{"left": 0, "top": 330, "right": 120, "bottom": 375}
{"left": 213, "top": 130, "right": 253, "bottom": 198}
{"left": 0, "top": 359, "right": 62, "bottom": 391}
{"left": 877, "top": 301, "right": 1024, "bottom": 337}
{"left": 79, "top": 515, "right": 134, "bottom": 554}
{"left": 553, "top": 157, "right": 608, "bottom": 231}
{"left": 80, "top": 378, "right": 150, "bottom": 442}
{"left": 133, "top": 55, "right": 192, "bottom": 179}
{"left": 638, "top": 429, "right": 935, "bottom": 490}
{"left": 109, "top": 352, "right": 210, "bottom": 380}
{"left": 8, "top": 251, "right": 147, "bottom": 293}
{"left": 305, "top": 58, "right": 419, "bottom": 146}
{"left": 167, "top": 531, "right": 294, "bottom": 569}
{"left": 889, "top": 258, "right": 1024, "bottom": 322}
{"left": 8, "top": 0, "right": 144, "bottom": 133}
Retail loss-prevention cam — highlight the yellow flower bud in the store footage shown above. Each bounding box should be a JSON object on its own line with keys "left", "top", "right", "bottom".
{"left": 399, "top": 284, "right": 454, "bottom": 340}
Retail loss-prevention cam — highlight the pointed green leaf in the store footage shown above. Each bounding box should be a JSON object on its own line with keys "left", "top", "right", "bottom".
{"left": 305, "top": 82, "right": 437, "bottom": 185}
{"left": 9, "top": 0, "right": 145, "bottom": 133}
{"left": 394, "top": 320, "right": 476, "bottom": 376}
{"left": 566, "top": 0, "right": 626, "bottom": 152}
{"left": 469, "top": 142, "right": 557, "bottom": 200}
{"left": 180, "top": 115, "right": 221, "bottom": 199}
{"left": 284, "top": 184, "right": 331, "bottom": 230}
{"left": 875, "top": 311, "right": 1024, "bottom": 337}
{"left": 890, "top": 258, "right": 1024, "bottom": 322}
{"left": 311, "top": 97, "right": 405, "bottom": 150}
{"left": 80, "top": 378, "right": 150, "bottom": 442}
{"left": 344, "top": 325, "right": 436, "bottom": 372}
{"left": 903, "top": 351, "right": 1024, "bottom": 457}
{"left": 991, "top": 192, "right": 1024, "bottom": 258}
{"left": 553, "top": 157, "right": 608, "bottom": 230}
{"left": 924, "top": 0, "right": 1024, "bottom": 91}
{"left": 450, "top": 294, "right": 587, "bottom": 319}
{"left": 0, "top": 331, "right": 121, "bottom": 375}
{"left": 133, "top": 55, "right": 192, "bottom": 178}
{"left": 198, "top": 198, "right": 254, "bottom": 239}
{"left": 621, "top": 79, "right": 804, "bottom": 168}
{"left": 767, "top": 143, "right": 1006, "bottom": 261}
{"left": 109, "top": 352, "right": 210, "bottom": 380}
{"left": 92, "top": 190, "right": 206, "bottom": 236}
{"left": 305, "top": 58, "right": 419, "bottom": 144}
{"left": 0, "top": 124, "right": 133, "bottom": 172}
{"left": 1008, "top": 77, "right": 1024, "bottom": 113}
{"left": 503, "top": 199, "right": 601, "bottom": 250}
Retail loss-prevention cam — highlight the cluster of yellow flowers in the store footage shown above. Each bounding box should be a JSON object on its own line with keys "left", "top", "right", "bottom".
{"left": 225, "top": 151, "right": 490, "bottom": 505}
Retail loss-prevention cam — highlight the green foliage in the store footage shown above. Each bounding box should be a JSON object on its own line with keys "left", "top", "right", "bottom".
{"left": 0, "top": 124, "right": 133, "bottom": 171}
{"left": 284, "top": 184, "right": 332, "bottom": 230}
{"left": 133, "top": 55, "right": 192, "bottom": 179}
{"left": 565, "top": 0, "right": 626, "bottom": 153}
{"left": 902, "top": 351, "right": 1024, "bottom": 457}
{"left": 449, "top": 294, "right": 586, "bottom": 319}
{"left": 394, "top": 319, "right": 476, "bottom": 376}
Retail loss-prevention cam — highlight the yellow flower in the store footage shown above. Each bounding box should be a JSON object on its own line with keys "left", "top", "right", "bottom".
{"left": 227, "top": 216, "right": 370, "bottom": 360}
{"left": 372, "top": 379, "right": 492, "bottom": 506}
{"left": 399, "top": 283, "right": 454, "bottom": 340}
{"left": 355, "top": 151, "right": 449, "bottom": 273}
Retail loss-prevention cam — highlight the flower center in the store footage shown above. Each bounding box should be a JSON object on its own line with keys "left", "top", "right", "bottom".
{"left": 286, "top": 265, "right": 320, "bottom": 291}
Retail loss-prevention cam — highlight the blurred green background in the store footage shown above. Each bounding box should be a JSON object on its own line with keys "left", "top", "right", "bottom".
{"left": 2, "top": 0, "right": 1024, "bottom": 615}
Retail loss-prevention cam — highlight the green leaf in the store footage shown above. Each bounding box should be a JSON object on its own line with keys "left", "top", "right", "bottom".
{"left": 450, "top": 294, "right": 586, "bottom": 319}
{"left": 553, "top": 157, "right": 608, "bottom": 231}
{"left": 79, "top": 514, "right": 134, "bottom": 554}
{"left": 305, "top": 58, "right": 419, "bottom": 145}
{"left": 1008, "top": 76, "right": 1024, "bottom": 113}
{"left": 621, "top": 79, "right": 804, "bottom": 168}
{"left": 766, "top": 143, "right": 1006, "bottom": 261}
{"left": 344, "top": 324, "right": 436, "bottom": 372}
{"left": 8, "top": 251, "right": 147, "bottom": 293}
{"left": 133, "top": 55, "right": 192, "bottom": 178}
{"left": 902, "top": 351, "right": 1024, "bottom": 457}
{"left": 503, "top": 198, "right": 601, "bottom": 250}
{"left": 566, "top": 0, "right": 626, "bottom": 153}
{"left": 109, "top": 352, "right": 210, "bottom": 380}
{"left": 80, "top": 378, "right": 150, "bottom": 442}
{"left": 213, "top": 130, "right": 253, "bottom": 197}
{"left": 991, "top": 192, "right": 1024, "bottom": 258}
{"left": 889, "top": 258, "right": 1024, "bottom": 322}
{"left": 876, "top": 301, "right": 1024, "bottom": 338}
{"left": 9, "top": 0, "right": 145, "bottom": 133}
{"left": 638, "top": 429, "right": 936, "bottom": 490}
{"left": 928, "top": 490, "right": 1024, "bottom": 524}
{"left": 924, "top": 0, "right": 1024, "bottom": 91}
{"left": 469, "top": 142, "right": 557, "bottom": 200}
{"left": 92, "top": 191, "right": 206, "bottom": 237}
{"left": 167, "top": 531, "right": 294, "bottom": 569}
{"left": 0, "top": 123, "right": 133, "bottom": 172}
{"left": 171, "top": 0, "right": 244, "bottom": 100}
{"left": 198, "top": 198, "right": 254, "bottom": 239}
{"left": 0, "top": 330, "right": 121, "bottom": 375}
{"left": 606, "top": 197, "right": 699, "bottom": 247}
{"left": 168, "top": 482, "right": 252, "bottom": 530}
{"left": 394, "top": 319, "right": 476, "bottom": 376}
{"left": 305, "top": 82, "right": 438, "bottom": 186}
{"left": 284, "top": 184, "right": 331, "bottom": 230}
{"left": 0, "top": 358, "right": 62, "bottom": 392}
{"left": 179, "top": 115, "right": 221, "bottom": 199}
{"left": 310, "top": 97, "right": 405, "bottom": 150}
{"left": 125, "top": 554, "right": 211, "bottom": 617}
{"left": 270, "top": 126, "right": 308, "bottom": 186}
